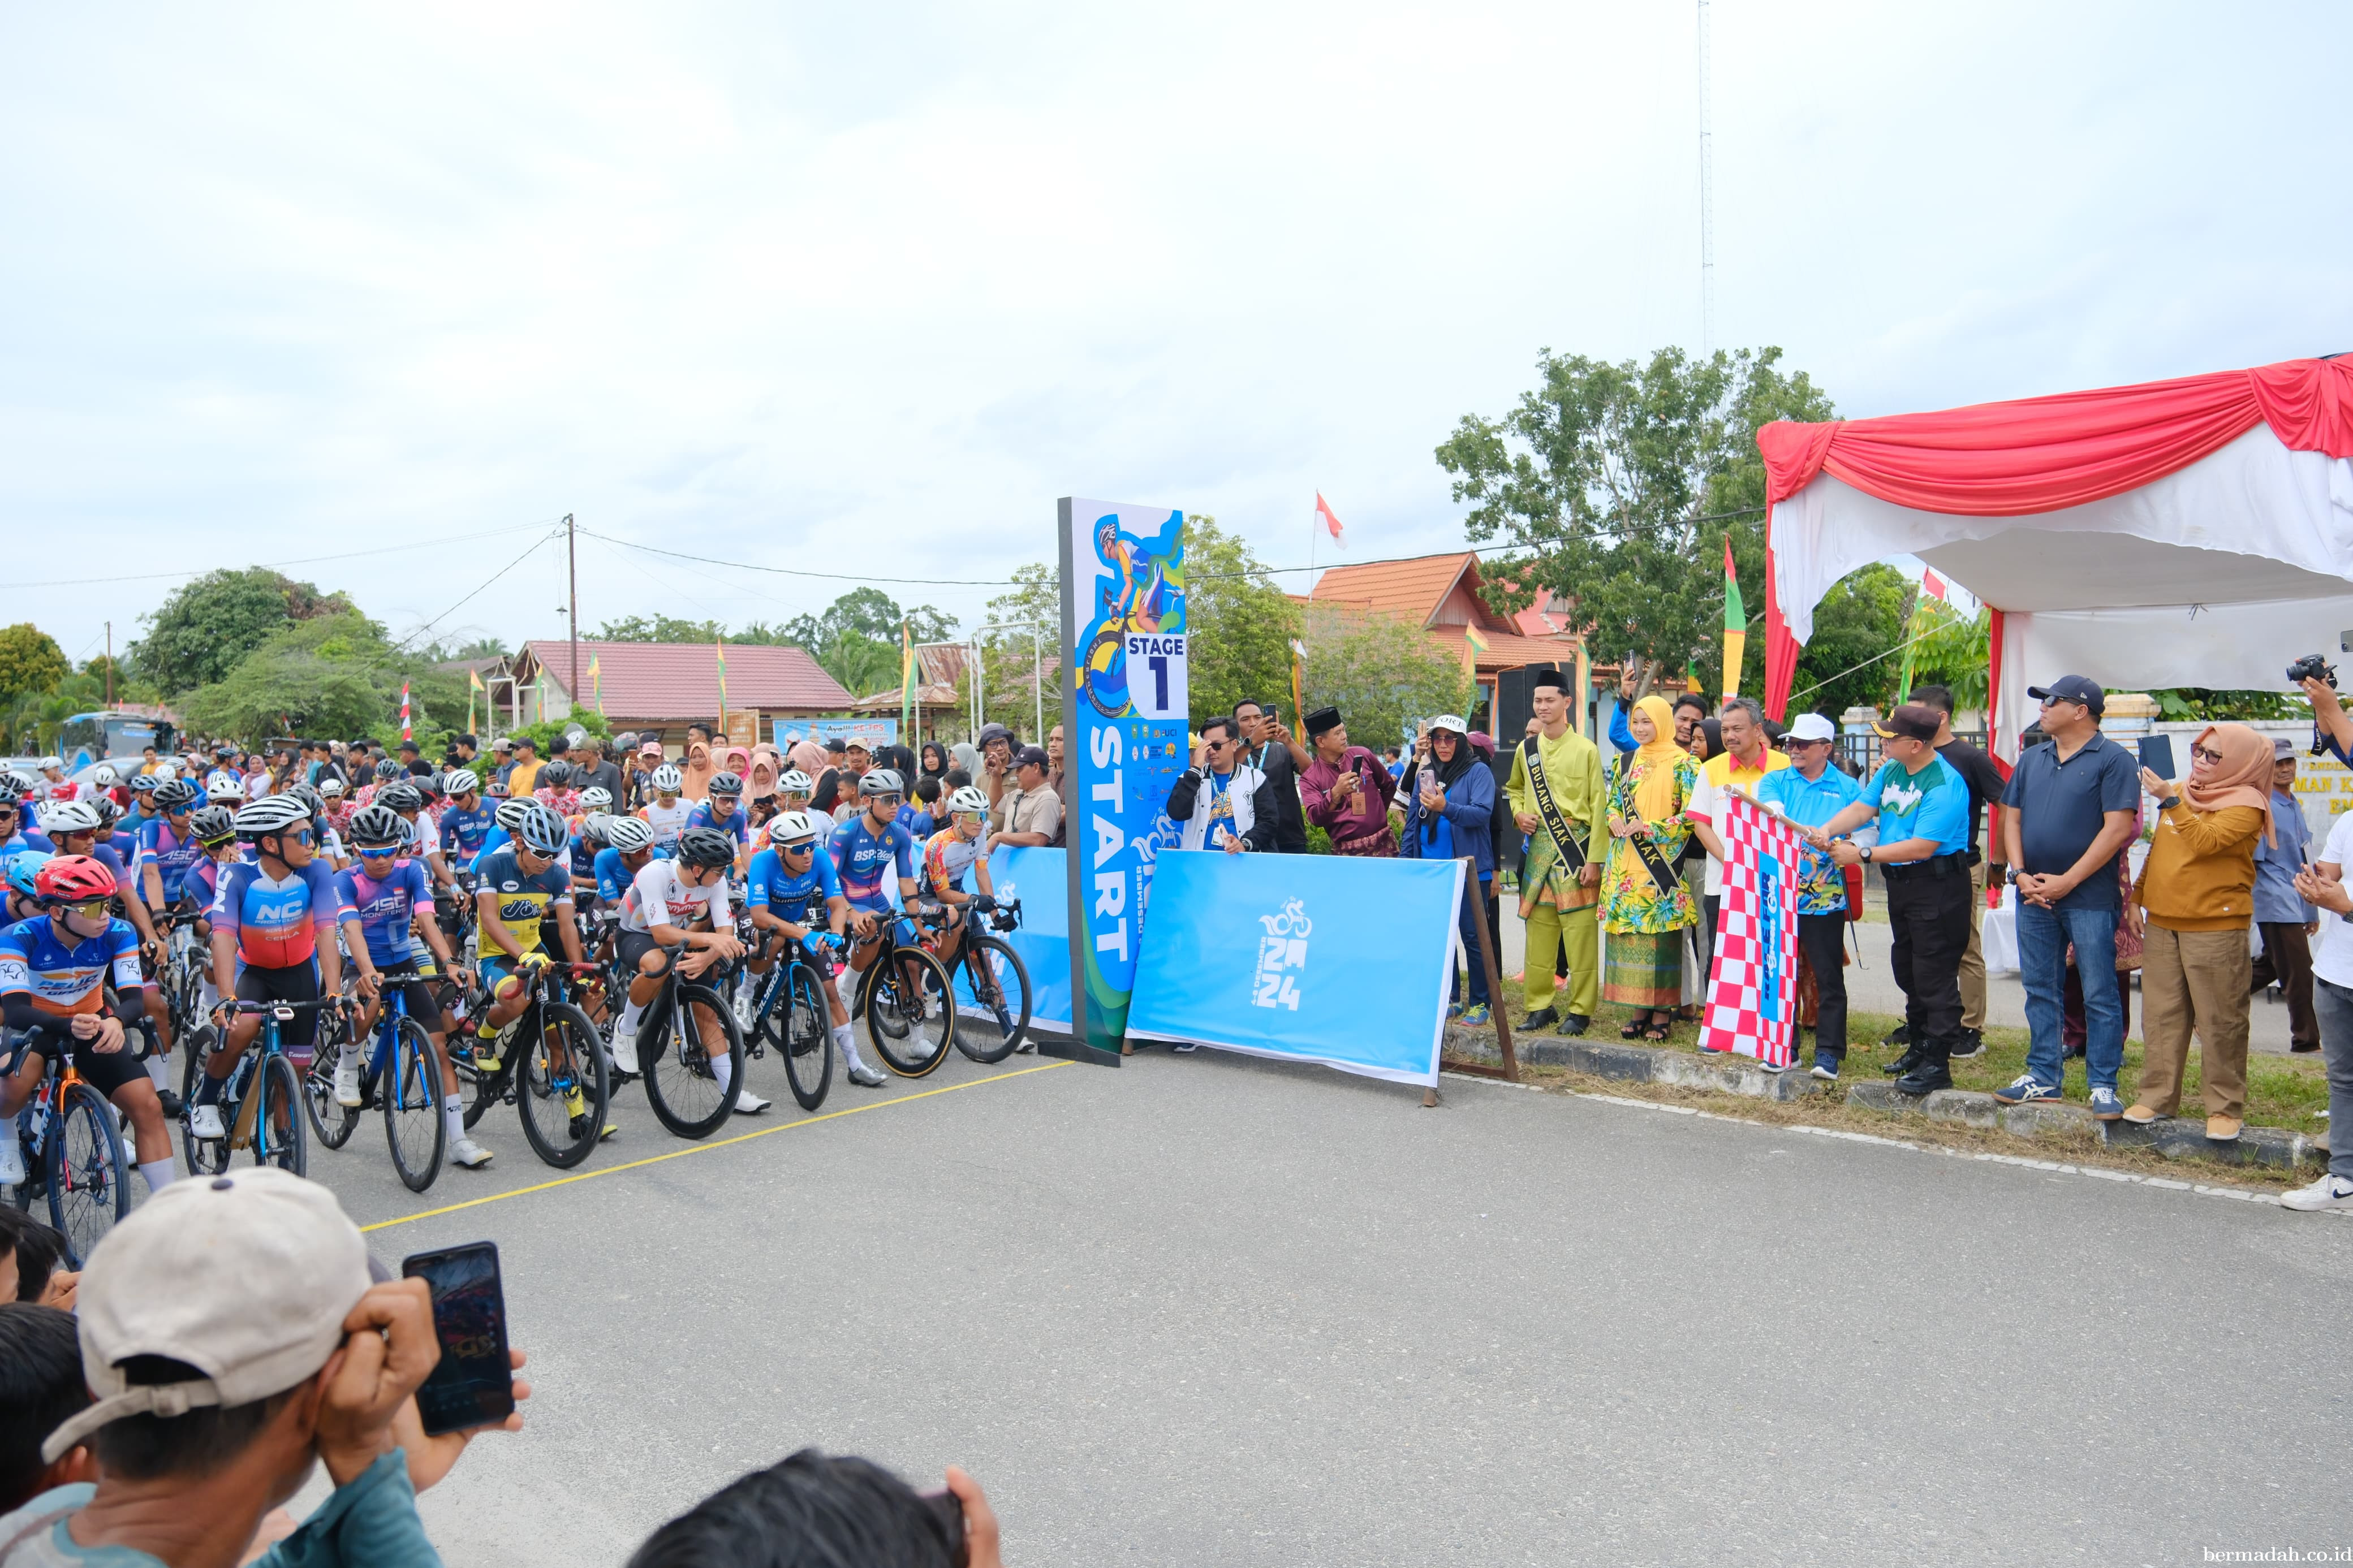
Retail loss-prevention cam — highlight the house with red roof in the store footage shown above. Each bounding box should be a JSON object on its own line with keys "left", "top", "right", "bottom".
{"left": 510, "top": 639, "right": 853, "bottom": 749}
{"left": 1308, "top": 552, "right": 1586, "bottom": 728}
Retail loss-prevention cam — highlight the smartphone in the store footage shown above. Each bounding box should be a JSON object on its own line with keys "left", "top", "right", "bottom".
{"left": 2137, "top": 734, "right": 2176, "bottom": 780}
{"left": 402, "top": 1242, "right": 515, "bottom": 1437}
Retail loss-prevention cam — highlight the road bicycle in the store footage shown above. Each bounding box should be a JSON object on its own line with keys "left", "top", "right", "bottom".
{"left": 183, "top": 997, "right": 337, "bottom": 1179}
{"left": 304, "top": 971, "right": 450, "bottom": 1192}
{"left": 450, "top": 957, "right": 610, "bottom": 1169}
{"left": 930, "top": 896, "right": 1032, "bottom": 1064}
{"left": 846, "top": 907, "right": 958, "bottom": 1079}
{"left": 734, "top": 926, "right": 844, "bottom": 1112}
{"left": 7, "top": 1043, "right": 130, "bottom": 1267}
{"left": 617, "top": 941, "right": 747, "bottom": 1139}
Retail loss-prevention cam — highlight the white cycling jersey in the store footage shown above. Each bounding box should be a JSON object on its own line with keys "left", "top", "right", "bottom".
{"left": 619, "top": 857, "right": 731, "bottom": 935}
{"left": 640, "top": 798, "right": 691, "bottom": 849}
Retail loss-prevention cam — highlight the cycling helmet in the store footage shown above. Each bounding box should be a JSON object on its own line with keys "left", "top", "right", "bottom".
{"left": 128, "top": 773, "right": 158, "bottom": 795}
{"left": 512, "top": 801, "right": 570, "bottom": 856}
{"left": 0, "top": 776, "right": 24, "bottom": 805}
{"left": 578, "top": 812, "right": 613, "bottom": 847}
{"left": 349, "top": 804, "right": 407, "bottom": 849}
{"left": 34, "top": 854, "right": 115, "bottom": 904}
{"left": 213, "top": 742, "right": 238, "bottom": 759}
{"left": 602, "top": 816, "right": 656, "bottom": 854}
{"left": 675, "top": 826, "right": 736, "bottom": 870}
{"left": 485, "top": 777, "right": 510, "bottom": 798}
{"left": 709, "top": 771, "right": 743, "bottom": 798}
{"left": 418, "top": 772, "right": 446, "bottom": 801}
{"left": 578, "top": 787, "right": 613, "bottom": 812}
{"left": 40, "top": 800, "right": 104, "bottom": 835}
{"left": 445, "top": 768, "right": 481, "bottom": 797}
{"left": 91, "top": 765, "right": 119, "bottom": 788}
{"left": 770, "top": 810, "right": 819, "bottom": 848}
{"left": 859, "top": 768, "right": 904, "bottom": 797}
{"left": 208, "top": 783, "right": 245, "bottom": 806}
{"left": 151, "top": 761, "right": 178, "bottom": 781}
{"left": 540, "top": 759, "right": 574, "bottom": 788}
{"left": 235, "top": 795, "right": 312, "bottom": 840}
{"left": 190, "top": 804, "right": 238, "bottom": 845}
{"left": 6, "top": 851, "right": 53, "bottom": 899}
{"left": 947, "top": 785, "right": 991, "bottom": 817}
{"left": 650, "top": 763, "right": 683, "bottom": 793}
{"left": 494, "top": 797, "right": 537, "bottom": 832}
{"left": 154, "top": 779, "right": 201, "bottom": 813}
{"left": 88, "top": 797, "right": 120, "bottom": 828}
{"left": 287, "top": 784, "right": 326, "bottom": 817}
{"left": 374, "top": 758, "right": 403, "bottom": 782}
{"left": 376, "top": 782, "right": 423, "bottom": 815}
{"left": 317, "top": 776, "right": 346, "bottom": 798}
{"left": 777, "top": 769, "right": 814, "bottom": 796}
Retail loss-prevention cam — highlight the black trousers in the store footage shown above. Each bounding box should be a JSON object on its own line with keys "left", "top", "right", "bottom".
{"left": 1798, "top": 913, "right": 1848, "bottom": 1064}
{"left": 1885, "top": 860, "right": 1973, "bottom": 1048}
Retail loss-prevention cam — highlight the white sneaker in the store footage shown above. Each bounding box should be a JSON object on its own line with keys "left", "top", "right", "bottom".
{"left": 609, "top": 1031, "right": 640, "bottom": 1077}
{"left": 732, "top": 1089, "right": 772, "bottom": 1115}
{"left": 450, "top": 1135, "right": 494, "bottom": 1169}
{"left": 187, "top": 1103, "right": 226, "bottom": 1141}
{"left": 847, "top": 1062, "right": 887, "bottom": 1087}
{"left": 334, "top": 1051, "right": 362, "bottom": 1107}
{"left": 2280, "top": 1172, "right": 2353, "bottom": 1212}
{"left": 0, "top": 1132, "right": 24, "bottom": 1187}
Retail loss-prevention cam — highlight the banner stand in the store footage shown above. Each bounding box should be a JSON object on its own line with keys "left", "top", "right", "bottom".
{"left": 1436, "top": 852, "right": 1519, "bottom": 1107}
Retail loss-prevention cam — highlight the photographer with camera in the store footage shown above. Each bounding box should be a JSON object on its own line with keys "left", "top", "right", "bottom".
{"left": 2289, "top": 649, "right": 2353, "bottom": 767}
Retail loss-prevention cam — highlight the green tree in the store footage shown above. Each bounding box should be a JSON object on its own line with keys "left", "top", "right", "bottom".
{"left": 784, "top": 588, "right": 955, "bottom": 655}
{"left": 1775, "top": 563, "right": 1910, "bottom": 719}
{"left": 3, "top": 672, "right": 105, "bottom": 754}
{"left": 819, "top": 629, "right": 904, "bottom": 702}
{"left": 1299, "top": 604, "right": 1472, "bottom": 757}
{"left": 1897, "top": 599, "right": 1993, "bottom": 713}
{"left": 175, "top": 613, "right": 466, "bottom": 748}
{"left": 0, "top": 624, "right": 68, "bottom": 708}
{"left": 1436, "top": 345, "right": 1835, "bottom": 698}
{"left": 1183, "top": 515, "right": 1299, "bottom": 727}
{"left": 594, "top": 614, "right": 727, "bottom": 643}
{"left": 129, "top": 569, "right": 356, "bottom": 696}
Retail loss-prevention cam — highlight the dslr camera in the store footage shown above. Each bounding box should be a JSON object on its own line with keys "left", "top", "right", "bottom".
{"left": 2286, "top": 652, "right": 2338, "bottom": 689}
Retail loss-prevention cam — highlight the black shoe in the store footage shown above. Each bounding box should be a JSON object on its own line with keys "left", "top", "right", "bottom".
{"left": 1949, "top": 1029, "right": 1984, "bottom": 1060}
{"left": 156, "top": 1088, "right": 183, "bottom": 1118}
{"left": 1880, "top": 1023, "right": 1910, "bottom": 1048}
{"left": 1894, "top": 1060, "right": 1954, "bottom": 1095}
{"left": 1556, "top": 1013, "right": 1590, "bottom": 1037}
{"left": 1882, "top": 1044, "right": 1927, "bottom": 1078}
{"left": 1520, "top": 1007, "right": 1560, "bottom": 1031}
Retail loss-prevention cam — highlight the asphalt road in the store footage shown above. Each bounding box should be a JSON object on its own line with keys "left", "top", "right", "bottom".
{"left": 290, "top": 1038, "right": 2351, "bottom": 1567}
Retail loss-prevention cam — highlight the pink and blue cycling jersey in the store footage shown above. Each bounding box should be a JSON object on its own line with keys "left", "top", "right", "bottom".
{"left": 335, "top": 860, "right": 436, "bottom": 968}
{"left": 828, "top": 815, "right": 914, "bottom": 914}
{"left": 136, "top": 818, "right": 209, "bottom": 905}
{"left": 209, "top": 858, "right": 352, "bottom": 970}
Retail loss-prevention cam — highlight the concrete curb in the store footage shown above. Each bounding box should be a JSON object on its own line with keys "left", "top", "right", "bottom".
{"left": 1844, "top": 1081, "right": 2321, "bottom": 1169}
{"left": 1441, "top": 1026, "right": 1825, "bottom": 1102}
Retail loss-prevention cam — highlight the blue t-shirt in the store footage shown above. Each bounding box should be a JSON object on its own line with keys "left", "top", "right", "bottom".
{"left": 335, "top": 859, "right": 435, "bottom": 967}
{"left": 901, "top": 809, "right": 936, "bottom": 843}
{"left": 685, "top": 801, "right": 749, "bottom": 848}
{"left": 1756, "top": 763, "right": 1867, "bottom": 914}
{"left": 439, "top": 801, "right": 495, "bottom": 861}
{"left": 746, "top": 843, "right": 843, "bottom": 925}
{"left": 1864, "top": 754, "right": 1971, "bottom": 863}
{"left": 828, "top": 814, "right": 915, "bottom": 912}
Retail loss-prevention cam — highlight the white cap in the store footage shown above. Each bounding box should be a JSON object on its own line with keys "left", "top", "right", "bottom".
{"left": 1787, "top": 712, "right": 1837, "bottom": 743}
{"left": 1429, "top": 714, "right": 1468, "bottom": 736}
{"left": 43, "top": 1167, "right": 371, "bottom": 1462}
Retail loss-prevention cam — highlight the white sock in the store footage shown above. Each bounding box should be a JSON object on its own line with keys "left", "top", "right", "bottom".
{"left": 145, "top": 1057, "right": 170, "bottom": 1092}
{"left": 834, "top": 1023, "right": 863, "bottom": 1069}
{"left": 139, "top": 1156, "right": 178, "bottom": 1191}
{"left": 198, "top": 978, "right": 218, "bottom": 1012}
{"left": 443, "top": 1094, "right": 466, "bottom": 1143}
{"left": 711, "top": 1051, "right": 732, "bottom": 1095}
{"left": 617, "top": 996, "right": 647, "bottom": 1038}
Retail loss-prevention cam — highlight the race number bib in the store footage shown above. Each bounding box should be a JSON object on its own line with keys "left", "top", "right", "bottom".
{"left": 1126, "top": 633, "right": 1188, "bottom": 721}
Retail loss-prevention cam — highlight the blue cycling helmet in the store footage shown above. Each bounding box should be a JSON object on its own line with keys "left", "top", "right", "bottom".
{"left": 6, "top": 850, "right": 53, "bottom": 899}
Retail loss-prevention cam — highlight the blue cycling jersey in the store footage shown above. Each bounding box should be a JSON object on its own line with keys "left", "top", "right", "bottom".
{"left": 827, "top": 814, "right": 914, "bottom": 912}
{"left": 334, "top": 859, "right": 435, "bottom": 967}
{"left": 685, "top": 802, "right": 749, "bottom": 847}
{"left": 567, "top": 831, "right": 598, "bottom": 883}
{"left": 210, "top": 858, "right": 352, "bottom": 969}
{"left": 0, "top": 914, "right": 143, "bottom": 1020}
{"left": 745, "top": 844, "right": 842, "bottom": 924}
{"left": 136, "top": 818, "right": 208, "bottom": 905}
{"left": 468, "top": 823, "right": 510, "bottom": 875}
{"left": 592, "top": 844, "right": 635, "bottom": 904}
{"left": 439, "top": 802, "right": 494, "bottom": 861}
{"left": 0, "top": 831, "right": 55, "bottom": 859}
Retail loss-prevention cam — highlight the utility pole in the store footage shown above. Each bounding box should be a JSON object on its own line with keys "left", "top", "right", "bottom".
{"left": 566, "top": 513, "right": 579, "bottom": 719}
{"left": 104, "top": 621, "right": 113, "bottom": 706}
{"left": 1697, "top": 0, "right": 1715, "bottom": 357}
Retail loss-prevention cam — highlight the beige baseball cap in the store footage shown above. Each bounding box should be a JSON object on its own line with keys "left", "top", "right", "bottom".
{"left": 43, "top": 1167, "right": 372, "bottom": 1462}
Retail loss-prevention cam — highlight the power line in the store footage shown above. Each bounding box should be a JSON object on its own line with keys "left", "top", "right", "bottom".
{"left": 12, "top": 517, "right": 562, "bottom": 590}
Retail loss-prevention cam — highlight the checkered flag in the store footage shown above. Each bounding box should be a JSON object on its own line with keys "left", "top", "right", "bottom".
{"left": 1696, "top": 792, "right": 1803, "bottom": 1068}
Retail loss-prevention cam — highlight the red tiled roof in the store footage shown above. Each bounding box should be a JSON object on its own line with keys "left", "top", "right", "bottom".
{"left": 1426, "top": 624, "right": 1584, "bottom": 672}
{"left": 516, "top": 640, "right": 851, "bottom": 716}
{"left": 1309, "top": 552, "right": 1481, "bottom": 623}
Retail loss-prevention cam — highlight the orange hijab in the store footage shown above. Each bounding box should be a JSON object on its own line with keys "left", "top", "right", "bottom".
{"left": 2181, "top": 722, "right": 2275, "bottom": 845}
{"left": 680, "top": 740, "right": 717, "bottom": 801}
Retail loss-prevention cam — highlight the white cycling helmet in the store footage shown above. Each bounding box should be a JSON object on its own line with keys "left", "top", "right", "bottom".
{"left": 152, "top": 760, "right": 178, "bottom": 781}
{"left": 947, "top": 785, "right": 990, "bottom": 818}
{"left": 494, "top": 797, "right": 537, "bottom": 832}
{"left": 90, "top": 764, "right": 118, "bottom": 788}
{"left": 769, "top": 810, "right": 819, "bottom": 848}
{"left": 234, "top": 795, "right": 311, "bottom": 839}
{"left": 602, "top": 816, "right": 656, "bottom": 854}
{"left": 444, "top": 767, "right": 481, "bottom": 796}
{"left": 318, "top": 776, "right": 346, "bottom": 797}
{"left": 650, "top": 763, "right": 683, "bottom": 793}
{"left": 777, "top": 769, "right": 814, "bottom": 796}
{"left": 40, "top": 800, "right": 105, "bottom": 835}
{"left": 578, "top": 786, "right": 613, "bottom": 812}
{"left": 38, "top": 756, "right": 63, "bottom": 772}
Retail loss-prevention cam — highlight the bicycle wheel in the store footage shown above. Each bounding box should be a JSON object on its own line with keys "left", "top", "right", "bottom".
{"left": 515, "top": 1001, "right": 608, "bottom": 1169}
{"left": 640, "top": 983, "right": 742, "bottom": 1139}
{"left": 867, "top": 946, "right": 955, "bottom": 1077}
{"left": 380, "top": 1018, "right": 447, "bottom": 1193}
{"left": 48, "top": 1081, "right": 130, "bottom": 1267}
{"left": 955, "top": 935, "right": 1031, "bottom": 1064}
{"left": 305, "top": 1013, "right": 363, "bottom": 1150}
{"left": 179, "top": 1027, "right": 230, "bottom": 1176}
{"left": 252, "top": 1054, "right": 308, "bottom": 1177}
{"left": 780, "top": 963, "right": 833, "bottom": 1111}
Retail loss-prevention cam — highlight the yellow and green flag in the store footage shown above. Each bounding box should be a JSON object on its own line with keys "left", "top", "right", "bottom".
{"left": 714, "top": 637, "right": 729, "bottom": 724}
{"left": 588, "top": 653, "right": 603, "bottom": 715}
{"left": 467, "top": 666, "right": 485, "bottom": 734}
{"left": 899, "top": 619, "right": 916, "bottom": 736}
{"left": 1462, "top": 623, "right": 1489, "bottom": 682}
{"left": 1720, "top": 535, "right": 1746, "bottom": 700}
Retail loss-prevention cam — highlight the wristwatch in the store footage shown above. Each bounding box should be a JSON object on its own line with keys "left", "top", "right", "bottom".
{"left": 2004, "top": 867, "right": 2020, "bottom": 885}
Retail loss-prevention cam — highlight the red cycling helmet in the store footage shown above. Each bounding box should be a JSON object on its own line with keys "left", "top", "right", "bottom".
{"left": 35, "top": 854, "right": 118, "bottom": 904}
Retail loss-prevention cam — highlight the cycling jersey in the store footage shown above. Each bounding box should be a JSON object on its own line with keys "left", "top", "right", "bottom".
{"left": 183, "top": 854, "right": 222, "bottom": 914}
{"left": 0, "top": 830, "right": 55, "bottom": 858}
{"left": 639, "top": 798, "right": 691, "bottom": 855}
{"left": 828, "top": 814, "right": 915, "bottom": 913}
{"left": 745, "top": 843, "right": 842, "bottom": 925}
{"left": 592, "top": 845, "right": 637, "bottom": 904}
{"left": 439, "top": 801, "right": 494, "bottom": 860}
{"left": 398, "top": 811, "right": 441, "bottom": 865}
{"left": 618, "top": 858, "right": 730, "bottom": 935}
{"left": 84, "top": 840, "right": 137, "bottom": 899}
{"left": 135, "top": 818, "right": 208, "bottom": 905}
{"left": 210, "top": 858, "right": 352, "bottom": 970}
{"left": 685, "top": 802, "right": 749, "bottom": 850}
{"left": 921, "top": 826, "right": 990, "bottom": 897}
{"left": 335, "top": 859, "right": 435, "bottom": 967}
{"left": 567, "top": 830, "right": 599, "bottom": 886}
{"left": 472, "top": 847, "right": 571, "bottom": 957}
{"left": 0, "top": 915, "right": 141, "bottom": 1018}
{"left": 467, "top": 823, "right": 511, "bottom": 875}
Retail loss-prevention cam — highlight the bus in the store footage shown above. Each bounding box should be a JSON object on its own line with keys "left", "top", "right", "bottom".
{"left": 58, "top": 711, "right": 177, "bottom": 771}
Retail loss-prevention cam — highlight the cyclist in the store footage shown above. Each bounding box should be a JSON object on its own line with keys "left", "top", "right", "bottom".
{"left": 920, "top": 784, "right": 1000, "bottom": 975}
{"left": 376, "top": 781, "right": 451, "bottom": 894}
{"left": 0, "top": 856, "right": 178, "bottom": 1194}
{"left": 535, "top": 759, "right": 581, "bottom": 818}
{"left": 637, "top": 763, "right": 691, "bottom": 857}
{"left": 463, "top": 800, "right": 588, "bottom": 1072}
{"left": 176, "top": 805, "right": 239, "bottom": 1016}
{"left": 828, "top": 768, "right": 924, "bottom": 1020}
{"left": 32, "top": 757, "right": 76, "bottom": 803}
{"left": 128, "top": 777, "right": 208, "bottom": 1075}
{"left": 316, "top": 776, "right": 355, "bottom": 844}
{"left": 118, "top": 773, "right": 160, "bottom": 839}
{"left": 187, "top": 794, "right": 372, "bottom": 1143}
{"left": 610, "top": 824, "right": 763, "bottom": 1112}
{"left": 465, "top": 794, "right": 539, "bottom": 875}
{"left": 281, "top": 784, "right": 348, "bottom": 870}
{"left": 0, "top": 779, "right": 54, "bottom": 858}
{"left": 439, "top": 768, "right": 495, "bottom": 865}
{"left": 686, "top": 771, "right": 751, "bottom": 872}
{"left": 335, "top": 805, "right": 489, "bottom": 1169}
{"left": 743, "top": 809, "right": 879, "bottom": 1086}
{"left": 203, "top": 743, "right": 243, "bottom": 800}
{"left": 40, "top": 800, "right": 160, "bottom": 960}
{"left": 567, "top": 810, "right": 610, "bottom": 901}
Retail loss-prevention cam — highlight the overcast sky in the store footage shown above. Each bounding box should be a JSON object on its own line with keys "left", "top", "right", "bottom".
{"left": 5, "top": 2, "right": 2347, "bottom": 671}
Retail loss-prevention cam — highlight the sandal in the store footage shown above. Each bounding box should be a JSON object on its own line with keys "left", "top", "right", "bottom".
{"left": 1672, "top": 1004, "right": 1701, "bottom": 1023}
{"left": 1619, "top": 1016, "right": 1649, "bottom": 1039}
{"left": 1641, "top": 1025, "right": 1671, "bottom": 1042}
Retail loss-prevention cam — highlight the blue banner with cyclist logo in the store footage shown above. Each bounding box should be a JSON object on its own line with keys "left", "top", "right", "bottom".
{"left": 1055, "top": 497, "right": 1190, "bottom": 1062}
{"left": 1123, "top": 850, "right": 1464, "bottom": 1086}
{"left": 940, "top": 844, "right": 1073, "bottom": 1035}
{"left": 773, "top": 718, "right": 897, "bottom": 751}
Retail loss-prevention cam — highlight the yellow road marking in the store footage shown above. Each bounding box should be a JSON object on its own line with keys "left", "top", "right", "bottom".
{"left": 359, "top": 1060, "right": 1070, "bottom": 1233}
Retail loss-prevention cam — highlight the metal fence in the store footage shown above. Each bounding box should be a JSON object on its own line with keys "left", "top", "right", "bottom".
{"left": 1831, "top": 728, "right": 1987, "bottom": 779}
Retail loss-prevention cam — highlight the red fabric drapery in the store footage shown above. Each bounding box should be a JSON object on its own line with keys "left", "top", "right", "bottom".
{"left": 1760, "top": 357, "right": 2353, "bottom": 717}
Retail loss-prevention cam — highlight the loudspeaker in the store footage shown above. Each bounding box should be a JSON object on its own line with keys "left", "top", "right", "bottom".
{"left": 1494, "top": 663, "right": 1562, "bottom": 755}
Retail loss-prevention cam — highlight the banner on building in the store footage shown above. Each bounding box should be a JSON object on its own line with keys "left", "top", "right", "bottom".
{"left": 1126, "top": 851, "right": 1462, "bottom": 1086}
{"left": 1055, "top": 498, "right": 1191, "bottom": 1065}
{"left": 773, "top": 718, "right": 898, "bottom": 751}
{"left": 1695, "top": 791, "right": 1802, "bottom": 1069}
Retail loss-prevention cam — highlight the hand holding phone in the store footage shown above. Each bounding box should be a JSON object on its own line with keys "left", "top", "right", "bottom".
{"left": 402, "top": 1242, "right": 516, "bottom": 1437}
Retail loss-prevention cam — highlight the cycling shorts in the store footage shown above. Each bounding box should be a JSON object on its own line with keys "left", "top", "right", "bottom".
{"left": 615, "top": 929, "right": 662, "bottom": 975}
{"left": 5, "top": 1020, "right": 151, "bottom": 1099}
{"left": 235, "top": 961, "right": 325, "bottom": 1057}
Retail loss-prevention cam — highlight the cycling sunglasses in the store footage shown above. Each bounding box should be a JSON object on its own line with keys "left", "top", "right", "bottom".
{"left": 869, "top": 793, "right": 903, "bottom": 807}
{"left": 56, "top": 898, "right": 110, "bottom": 920}
{"left": 277, "top": 827, "right": 316, "bottom": 848}
{"left": 355, "top": 841, "right": 402, "bottom": 858}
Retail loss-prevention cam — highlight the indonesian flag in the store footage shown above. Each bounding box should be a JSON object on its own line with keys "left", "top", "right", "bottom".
{"left": 1315, "top": 492, "right": 1343, "bottom": 547}
{"left": 399, "top": 681, "right": 412, "bottom": 741}
{"left": 1920, "top": 567, "right": 1948, "bottom": 601}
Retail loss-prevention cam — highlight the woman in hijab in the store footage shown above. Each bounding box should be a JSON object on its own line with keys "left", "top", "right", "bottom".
{"left": 920, "top": 742, "right": 950, "bottom": 787}
{"left": 787, "top": 738, "right": 829, "bottom": 782}
{"left": 748, "top": 745, "right": 781, "bottom": 803}
{"left": 680, "top": 736, "right": 718, "bottom": 802}
{"left": 1599, "top": 696, "right": 1703, "bottom": 1041}
{"left": 1675, "top": 714, "right": 1721, "bottom": 1018}
{"left": 2126, "top": 721, "right": 2274, "bottom": 1139}
{"left": 950, "top": 741, "right": 982, "bottom": 781}
{"left": 1401, "top": 715, "right": 1497, "bottom": 1025}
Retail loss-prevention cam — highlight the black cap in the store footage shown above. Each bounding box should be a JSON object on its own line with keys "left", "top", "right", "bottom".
{"left": 1872, "top": 704, "right": 1943, "bottom": 743}
{"left": 2026, "top": 674, "right": 2105, "bottom": 718}
{"left": 1531, "top": 668, "right": 1571, "bottom": 693}
{"left": 1303, "top": 706, "right": 1343, "bottom": 738}
{"left": 977, "top": 723, "right": 1012, "bottom": 746}
{"left": 397, "top": 740, "right": 419, "bottom": 754}
{"left": 826, "top": 737, "right": 847, "bottom": 754}
{"left": 1015, "top": 745, "right": 1050, "bottom": 771}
